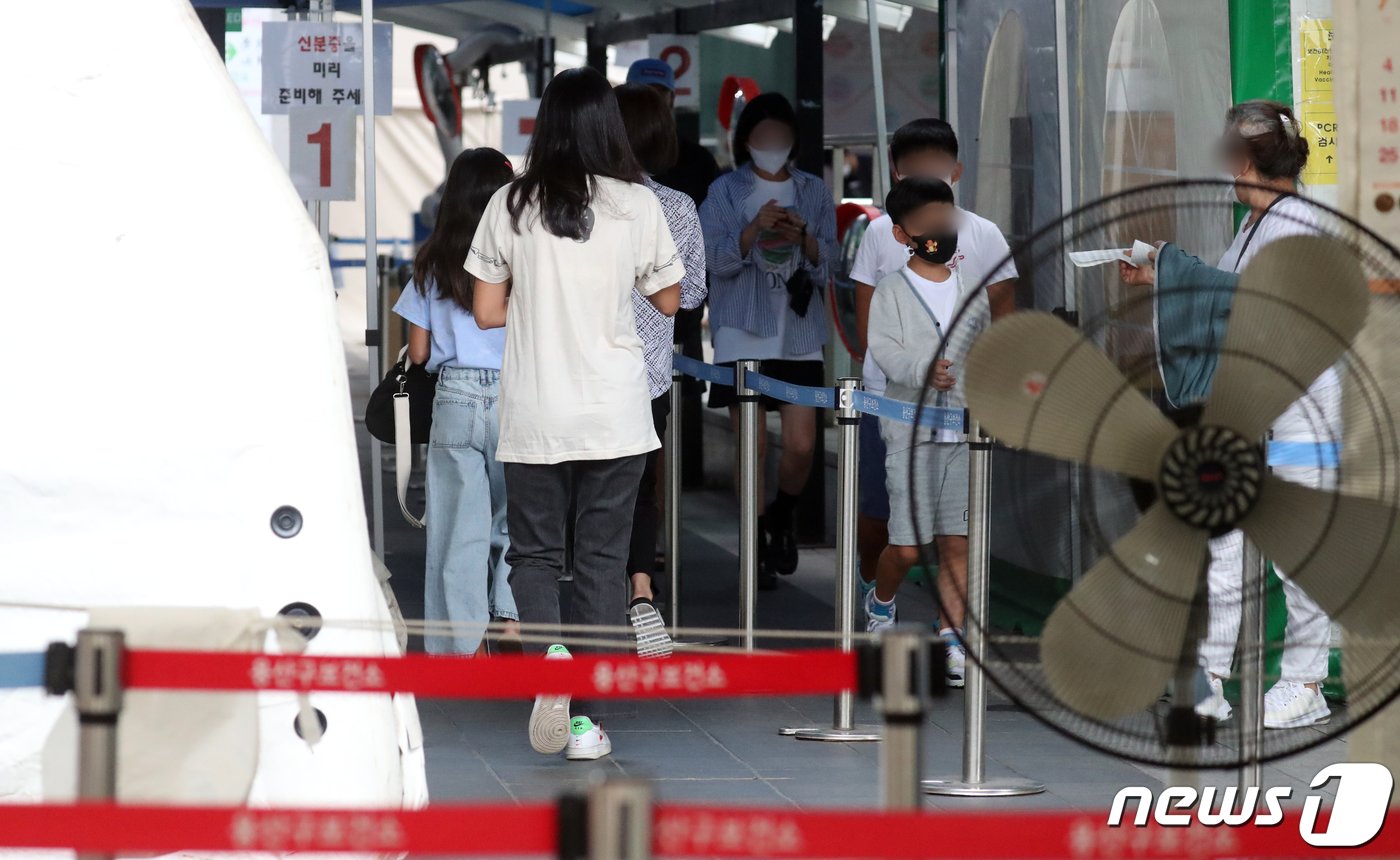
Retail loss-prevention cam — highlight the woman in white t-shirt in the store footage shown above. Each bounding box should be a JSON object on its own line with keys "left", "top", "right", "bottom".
{"left": 467, "top": 68, "right": 683, "bottom": 762}
{"left": 1121, "top": 100, "right": 1334, "bottom": 731}
{"left": 393, "top": 147, "right": 517, "bottom": 658}
{"left": 700, "top": 93, "right": 838, "bottom": 587}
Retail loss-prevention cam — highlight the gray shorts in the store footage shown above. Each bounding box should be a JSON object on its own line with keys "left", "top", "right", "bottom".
{"left": 885, "top": 441, "right": 969, "bottom": 546}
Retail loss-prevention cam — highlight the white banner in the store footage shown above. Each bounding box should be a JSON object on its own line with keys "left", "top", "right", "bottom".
{"left": 647, "top": 35, "right": 700, "bottom": 110}
{"left": 261, "top": 22, "right": 392, "bottom": 115}
{"left": 289, "top": 113, "right": 356, "bottom": 200}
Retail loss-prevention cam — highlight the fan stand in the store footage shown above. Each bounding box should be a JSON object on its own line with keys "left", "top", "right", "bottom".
{"left": 923, "top": 431, "right": 1045, "bottom": 797}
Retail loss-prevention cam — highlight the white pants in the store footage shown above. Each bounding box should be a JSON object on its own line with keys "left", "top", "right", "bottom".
{"left": 1200, "top": 376, "right": 1340, "bottom": 683}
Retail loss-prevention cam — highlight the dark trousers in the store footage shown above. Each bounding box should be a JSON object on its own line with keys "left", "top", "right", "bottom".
{"left": 627, "top": 395, "right": 671, "bottom": 581}
{"left": 505, "top": 455, "right": 647, "bottom": 658}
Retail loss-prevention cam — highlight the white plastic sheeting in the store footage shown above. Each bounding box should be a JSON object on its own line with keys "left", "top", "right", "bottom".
{"left": 0, "top": 0, "right": 426, "bottom": 849}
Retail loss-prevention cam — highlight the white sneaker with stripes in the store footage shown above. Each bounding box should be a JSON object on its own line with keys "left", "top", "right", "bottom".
{"left": 629, "top": 599, "right": 674, "bottom": 659}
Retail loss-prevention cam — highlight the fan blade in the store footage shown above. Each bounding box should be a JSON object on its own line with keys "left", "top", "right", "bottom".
{"left": 964, "top": 312, "right": 1178, "bottom": 480}
{"left": 1240, "top": 475, "right": 1400, "bottom": 636}
{"left": 1203, "top": 235, "right": 1368, "bottom": 438}
{"left": 1042, "top": 504, "right": 1208, "bottom": 720}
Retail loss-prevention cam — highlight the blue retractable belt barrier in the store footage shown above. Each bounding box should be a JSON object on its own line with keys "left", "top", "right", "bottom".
{"left": 747, "top": 372, "right": 838, "bottom": 409}
{"left": 853, "top": 391, "right": 966, "bottom": 431}
{"left": 1267, "top": 440, "right": 1340, "bottom": 469}
{"left": 672, "top": 354, "right": 736, "bottom": 386}
{"left": 0, "top": 652, "right": 46, "bottom": 690}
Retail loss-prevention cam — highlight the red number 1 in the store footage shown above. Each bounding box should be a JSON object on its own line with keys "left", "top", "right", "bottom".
{"left": 307, "top": 123, "right": 332, "bottom": 187}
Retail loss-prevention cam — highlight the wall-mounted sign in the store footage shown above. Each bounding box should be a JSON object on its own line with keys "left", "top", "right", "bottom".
{"left": 648, "top": 35, "right": 700, "bottom": 110}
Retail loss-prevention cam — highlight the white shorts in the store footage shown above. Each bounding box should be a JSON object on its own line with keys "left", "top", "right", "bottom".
{"left": 884, "top": 441, "right": 969, "bottom": 546}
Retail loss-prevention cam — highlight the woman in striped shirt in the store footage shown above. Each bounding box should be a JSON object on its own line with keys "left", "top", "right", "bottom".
{"left": 699, "top": 93, "right": 838, "bottom": 587}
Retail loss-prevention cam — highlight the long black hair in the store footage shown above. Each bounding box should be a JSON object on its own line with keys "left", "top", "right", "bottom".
{"left": 507, "top": 67, "right": 644, "bottom": 239}
{"left": 413, "top": 147, "right": 514, "bottom": 312}
{"left": 731, "top": 92, "right": 798, "bottom": 168}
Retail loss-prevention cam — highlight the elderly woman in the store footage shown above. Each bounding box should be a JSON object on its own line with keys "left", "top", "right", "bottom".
{"left": 1121, "top": 99, "right": 1334, "bottom": 731}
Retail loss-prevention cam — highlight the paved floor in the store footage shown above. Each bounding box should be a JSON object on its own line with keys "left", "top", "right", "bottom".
{"left": 338, "top": 278, "right": 1347, "bottom": 831}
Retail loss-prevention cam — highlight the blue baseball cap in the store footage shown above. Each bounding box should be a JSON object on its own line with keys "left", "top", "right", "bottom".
{"left": 627, "top": 58, "right": 675, "bottom": 91}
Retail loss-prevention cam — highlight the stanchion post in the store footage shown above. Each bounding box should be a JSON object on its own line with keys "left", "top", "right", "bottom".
{"left": 878, "top": 627, "right": 929, "bottom": 809}
{"left": 667, "top": 345, "right": 684, "bottom": 632}
{"left": 587, "top": 780, "right": 653, "bottom": 860}
{"left": 1238, "top": 535, "right": 1267, "bottom": 790}
{"left": 923, "top": 423, "right": 1045, "bottom": 797}
{"left": 74, "top": 629, "right": 124, "bottom": 860}
{"left": 737, "top": 359, "right": 760, "bottom": 652}
{"left": 789, "top": 378, "right": 880, "bottom": 741}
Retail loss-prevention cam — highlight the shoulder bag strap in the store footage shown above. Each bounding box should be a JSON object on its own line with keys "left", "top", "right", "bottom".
{"left": 392, "top": 346, "right": 426, "bottom": 529}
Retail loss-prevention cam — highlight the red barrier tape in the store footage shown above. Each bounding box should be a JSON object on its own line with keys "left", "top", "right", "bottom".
{"left": 1, "top": 802, "right": 1392, "bottom": 858}
{"left": 0, "top": 802, "right": 555, "bottom": 855}
{"left": 123, "top": 648, "right": 856, "bottom": 699}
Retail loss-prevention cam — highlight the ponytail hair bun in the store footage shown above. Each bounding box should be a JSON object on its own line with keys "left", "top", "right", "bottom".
{"left": 1224, "top": 99, "right": 1310, "bottom": 181}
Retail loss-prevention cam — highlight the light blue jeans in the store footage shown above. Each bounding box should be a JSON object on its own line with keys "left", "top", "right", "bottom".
{"left": 424, "top": 367, "right": 516, "bottom": 655}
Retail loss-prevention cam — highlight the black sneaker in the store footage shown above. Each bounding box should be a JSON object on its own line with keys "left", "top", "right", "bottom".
{"left": 765, "top": 515, "right": 799, "bottom": 576}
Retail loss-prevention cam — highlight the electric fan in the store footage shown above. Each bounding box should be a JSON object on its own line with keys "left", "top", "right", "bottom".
{"left": 913, "top": 180, "right": 1400, "bottom": 767}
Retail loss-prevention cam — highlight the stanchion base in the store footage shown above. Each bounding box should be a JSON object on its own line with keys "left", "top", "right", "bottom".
{"left": 785, "top": 725, "right": 883, "bottom": 742}
{"left": 921, "top": 777, "right": 1046, "bottom": 797}
{"left": 672, "top": 637, "right": 729, "bottom": 649}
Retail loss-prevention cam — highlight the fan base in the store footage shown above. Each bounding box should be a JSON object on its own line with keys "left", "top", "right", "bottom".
{"left": 921, "top": 776, "right": 1046, "bottom": 797}
{"left": 783, "top": 725, "right": 883, "bottom": 742}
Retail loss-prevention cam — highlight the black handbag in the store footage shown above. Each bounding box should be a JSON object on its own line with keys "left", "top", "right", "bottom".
{"left": 365, "top": 350, "right": 436, "bottom": 445}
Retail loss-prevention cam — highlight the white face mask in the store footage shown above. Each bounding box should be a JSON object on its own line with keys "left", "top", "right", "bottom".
{"left": 749, "top": 146, "right": 790, "bottom": 175}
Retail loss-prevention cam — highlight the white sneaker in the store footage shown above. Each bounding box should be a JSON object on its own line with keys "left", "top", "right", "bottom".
{"left": 943, "top": 628, "right": 966, "bottom": 688}
{"left": 528, "top": 644, "right": 572, "bottom": 754}
{"left": 1264, "top": 681, "right": 1331, "bottom": 729}
{"left": 864, "top": 589, "right": 896, "bottom": 633}
{"left": 565, "top": 716, "right": 613, "bottom": 761}
{"left": 1196, "top": 675, "right": 1232, "bottom": 722}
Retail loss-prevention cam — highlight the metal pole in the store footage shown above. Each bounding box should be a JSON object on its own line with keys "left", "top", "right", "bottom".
{"left": 362, "top": 0, "right": 384, "bottom": 556}
{"left": 924, "top": 424, "right": 1044, "bottom": 797}
{"left": 1239, "top": 535, "right": 1268, "bottom": 790}
{"left": 789, "top": 378, "right": 880, "bottom": 741}
{"left": 667, "top": 345, "right": 684, "bottom": 632}
{"left": 74, "top": 629, "right": 124, "bottom": 860}
{"left": 587, "top": 780, "right": 652, "bottom": 860}
{"left": 865, "top": 0, "right": 890, "bottom": 205}
{"left": 879, "top": 627, "right": 928, "bottom": 809}
{"left": 943, "top": 0, "right": 958, "bottom": 133}
{"left": 737, "top": 359, "right": 760, "bottom": 652}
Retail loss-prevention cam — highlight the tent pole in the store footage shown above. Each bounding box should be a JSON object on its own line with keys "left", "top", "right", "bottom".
{"left": 362, "top": 0, "right": 384, "bottom": 556}
{"left": 866, "top": 0, "right": 890, "bottom": 203}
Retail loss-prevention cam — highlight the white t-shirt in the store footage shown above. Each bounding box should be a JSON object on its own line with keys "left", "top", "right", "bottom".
{"left": 465, "top": 178, "right": 684, "bottom": 464}
{"left": 899, "top": 266, "right": 964, "bottom": 443}
{"left": 849, "top": 208, "right": 1016, "bottom": 394}
{"left": 712, "top": 177, "right": 823, "bottom": 364}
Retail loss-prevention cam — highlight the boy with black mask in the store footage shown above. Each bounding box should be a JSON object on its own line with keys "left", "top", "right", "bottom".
{"left": 865, "top": 177, "right": 989, "bottom": 687}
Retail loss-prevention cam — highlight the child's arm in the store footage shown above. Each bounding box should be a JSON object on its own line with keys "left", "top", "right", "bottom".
{"left": 867, "top": 285, "right": 932, "bottom": 390}
{"left": 472, "top": 281, "right": 508, "bottom": 329}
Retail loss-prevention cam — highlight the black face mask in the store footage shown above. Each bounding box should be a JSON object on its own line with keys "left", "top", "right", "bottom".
{"left": 907, "top": 231, "right": 958, "bottom": 265}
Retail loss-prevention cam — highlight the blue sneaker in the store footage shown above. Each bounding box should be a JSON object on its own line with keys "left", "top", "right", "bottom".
{"left": 864, "top": 589, "right": 896, "bottom": 633}
{"left": 858, "top": 576, "right": 876, "bottom": 601}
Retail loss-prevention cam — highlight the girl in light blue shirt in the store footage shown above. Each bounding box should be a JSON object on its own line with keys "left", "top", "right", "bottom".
{"left": 392, "top": 148, "right": 516, "bottom": 655}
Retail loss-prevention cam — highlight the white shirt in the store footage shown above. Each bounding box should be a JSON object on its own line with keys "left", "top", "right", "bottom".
{"left": 466, "top": 178, "right": 684, "bottom": 464}
{"left": 897, "top": 266, "right": 964, "bottom": 442}
{"left": 1216, "top": 195, "right": 1337, "bottom": 442}
{"left": 849, "top": 208, "right": 1016, "bottom": 394}
{"left": 712, "top": 176, "right": 823, "bottom": 364}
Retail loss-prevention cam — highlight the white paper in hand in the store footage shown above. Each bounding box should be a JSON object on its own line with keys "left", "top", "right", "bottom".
{"left": 1068, "top": 240, "right": 1156, "bottom": 268}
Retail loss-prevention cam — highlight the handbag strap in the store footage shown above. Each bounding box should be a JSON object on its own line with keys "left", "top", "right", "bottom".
{"left": 392, "top": 346, "right": 427, "bottom": 529}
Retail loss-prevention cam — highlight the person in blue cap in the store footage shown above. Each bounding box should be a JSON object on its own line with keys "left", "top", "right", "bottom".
{"left": 626, "top": 58, "right": 720, "bottom": 209}
{"left": 626, "top": 56, "right": 721, "bottom": 526}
